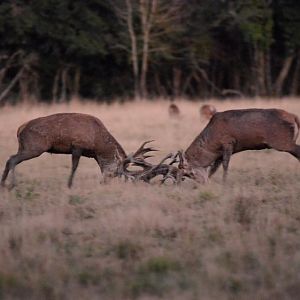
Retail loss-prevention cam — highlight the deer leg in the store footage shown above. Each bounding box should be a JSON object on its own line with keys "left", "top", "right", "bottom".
{"left": 209, "top": 158, "right": 222, "bottom": 178}
{"left": 1, "top": 150, "right": 43, "bottom": 187}
{"left": 289, "top": 144, "right": 300, "bottom": 161}
{"left": 94, "top": 156, "right": 112, "bottom": 184}
{"left": 68, "top": 149, "right": 82, "bottom": 188}
{"left": 222, "top": 144, "right": 233, "bottom": 182}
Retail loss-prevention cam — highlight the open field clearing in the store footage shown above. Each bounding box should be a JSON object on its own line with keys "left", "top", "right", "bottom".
{"left": 0, "top": 98, "right": 300, "bottom": 299}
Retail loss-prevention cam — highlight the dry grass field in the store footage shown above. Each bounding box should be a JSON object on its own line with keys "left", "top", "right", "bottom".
{"left": 0, "top": 98, "right": 300, "bottom": 300}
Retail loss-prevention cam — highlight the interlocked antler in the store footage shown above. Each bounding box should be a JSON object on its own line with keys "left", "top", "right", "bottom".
{"left": 118, "top": 141, "right": 158, "bottom": 180}
{"left": 119, "top": 142, "right": 187, "bottom": 184}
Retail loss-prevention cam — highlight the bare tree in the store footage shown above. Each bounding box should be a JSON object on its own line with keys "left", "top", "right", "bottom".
{"left": 0, "top": 52, "right": 39, "bottom": 103}
{"left": 273, "top": 53, "right": 295, "bottom": 97}
{"left": 52, "top": 65, "right": 81, "bottom": 102}
{"left": 113, "top": 0, "right": 183, "bottom": 99}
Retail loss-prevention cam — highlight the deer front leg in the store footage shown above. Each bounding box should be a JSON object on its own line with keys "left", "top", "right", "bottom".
{"left": 68, "top": 148, "right": 82, "bottom": 188}
{"left": 222, "top": 144, "right": 233, "bottom": 182}
{"left": 209, "top": 158, "right": 222, "bottom": 178}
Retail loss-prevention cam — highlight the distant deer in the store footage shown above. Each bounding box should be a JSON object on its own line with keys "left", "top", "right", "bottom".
{"left": 1, "top": 113, "right": 174, "bottom": 188}
{"left": 168, "top": 103, "right": 180, "bottom": 118}
{"left": 176, "top": 109, "right": 300, "bottom": 183}
{"left": 200, "top": 104, "right": 217, "bottom": 120}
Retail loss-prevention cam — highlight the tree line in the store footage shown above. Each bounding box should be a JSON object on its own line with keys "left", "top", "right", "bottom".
{"left": 0, "top": 0, "right": 299, "bottom": 103}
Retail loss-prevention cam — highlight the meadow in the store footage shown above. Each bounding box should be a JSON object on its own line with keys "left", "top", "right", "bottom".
{"left": 0, "top": 98, "right": 300, "bottom": 300}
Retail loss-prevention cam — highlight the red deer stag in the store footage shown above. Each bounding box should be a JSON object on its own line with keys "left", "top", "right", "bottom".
{"left": 200, "top": 104, "right": 217, "bottom": 120}
{"left": 168, "top": 103, "right": 180, "bottom": 118}
{"left": 1, "top": 113, "right": 176, "bottom": 188}
{"left": 177, "top": 109, "right": 300, "bottom": 183}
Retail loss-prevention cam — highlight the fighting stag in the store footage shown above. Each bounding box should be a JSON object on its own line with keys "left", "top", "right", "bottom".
{"left": 175, "top": 108, "right": 300, "bottom": 183}
{"left": 1, "top": 113, "right": 180, "bottom": 188}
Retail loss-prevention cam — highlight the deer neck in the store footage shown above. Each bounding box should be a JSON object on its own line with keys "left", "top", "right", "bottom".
{"left": 185, "top": 142, "right": 217, "bottom": 168}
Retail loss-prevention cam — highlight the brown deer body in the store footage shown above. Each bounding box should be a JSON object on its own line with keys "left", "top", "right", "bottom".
{"left": 181, "top": 109, "right": 300, "bottom": 182}
{"left": 200, "top": 104, "right": 217, "bottom": 120}
{"left": 1, "top": 113, "right": 129, "bottom": 187}
{"left": 168, "top": 103, "right": 180, "bottom": 118}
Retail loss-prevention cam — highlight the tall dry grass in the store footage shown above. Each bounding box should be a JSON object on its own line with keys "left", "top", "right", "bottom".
{"left": 0, "top": 98, "right": 300, "bottom": 300}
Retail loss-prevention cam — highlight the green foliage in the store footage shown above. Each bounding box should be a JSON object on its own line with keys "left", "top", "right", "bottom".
{"left": 0, "top": 0, "right": 299, "bottom": 100}
{"left": 68, "top": 195, "right": 86, "bottom": 205}
{"left": 275, "top": 0, "right": 300, "bottom": 50}
{"left": 198, "top": 190, "right": 217, "bottom": 202}
{"left": 15, "top": 184, "right": 40, "bottom": 201}
{"left": 114, "top": 240, "right": 142, "bottom": 260}
{"left": 140, "top": 256, "right": 181, "bottom": 274}
{"left": 238, "top": 0, "right": 273, "bottom": 49}
{"left": 130, "top": 256, "right": 182, "bottom": 297}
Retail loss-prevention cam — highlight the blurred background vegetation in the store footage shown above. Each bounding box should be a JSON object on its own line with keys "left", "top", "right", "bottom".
{"left": 0, "top": 0, "right": 299, "bottom": 103}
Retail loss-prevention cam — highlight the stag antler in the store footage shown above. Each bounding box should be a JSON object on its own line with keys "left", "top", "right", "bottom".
{"left": 118, "top": 141, "right": 184, "bottom": 184}
{"left": 118, "top": 141, "right": 157, "bottom": 180}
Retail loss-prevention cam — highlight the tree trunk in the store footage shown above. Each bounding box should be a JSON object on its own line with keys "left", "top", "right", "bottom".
{"left": 126, "top": 0, "right": 140, "bottom": 99}
{"left": 254, "top": 47, "right": 267, "bottom": 96}
{"left": 172, "top": 67, "right": 181, "bottom": 99}
{"left": 232, "top": 66, "right": 240, "bottom": 92}
{"left": 0, "top": 67, "right": 24, "bottom": 103}
{"left": 140, "top": 0, "right": 157, "bottom": 99}
{"left": 60, "top": 66, "right": 69, "bottom": 102}
{"left": 290, "top": 51, "right": 300, "bottom": 96}
{"left": 196, "top": 67, "right": 221, "bottom": 97}
{"left": 19, "top": 69, "right": 30, "bottom": 103}
{"left": 52, "top": 68, "right": 61, "bottom": 102}
{"left": 73, "top": 67, "right": 81, "bottom": 98}
{"left": 182, "top": 73, "right": 193, "bottom": 96}
{"left": 265, "top": 49, "right": 272, "bottom": 96}
{"left": 0, "top": 50, "right": 23, "bottom": 89}
{"left": 274, "top": 54, "right": 295, "bottom": 97}
{"left": 154, "top": 72, "right": 166, "bottom": 97}
{"left": 31, "top": 70, "right": 39, "bottom": 103}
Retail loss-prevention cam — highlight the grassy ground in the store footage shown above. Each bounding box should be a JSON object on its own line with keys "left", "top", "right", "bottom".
{"left": 0, "top": 98, "right": 300, "bottom": 300}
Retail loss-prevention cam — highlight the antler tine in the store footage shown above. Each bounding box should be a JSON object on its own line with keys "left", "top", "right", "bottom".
{"left": 158, "top": 153, "right": 174, "bottom": 166}
{"left": 132, "top": 140, "right": 158, "bottom": 159}
{"left": 133, "top": 140, "right": 154, "bottom": 154}
{"left": 168, "top": 152, "right": 180, "bottom": 165}
{"left": 128, "top": 153, "right": 167, "bottom": 182}
{"left": 176, "top": 150, "right": 184, "bottom": 169}
{"left": 130, "top": 158, "right": 153, "bottom": 168}
{"left": 137, "top": 152, "right": 174, "bottom": 178}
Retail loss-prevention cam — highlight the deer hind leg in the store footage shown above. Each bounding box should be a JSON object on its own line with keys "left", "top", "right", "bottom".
{"left": 222, "top": 144, "right": 233, "bottom": 182}
{"left": 289, "top": 144, "right": 300, "bottom": 161}
{"left": 68, "top": 149, "right": 82, "bottom": 188}
{"left": 1, "top": 150, "right": 43, "bottom": 187}
{"left": 209, "top": 158, "right": 222, "bottom": 178}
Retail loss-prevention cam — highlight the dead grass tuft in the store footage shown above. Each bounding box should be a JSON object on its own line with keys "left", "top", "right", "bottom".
{"left": 0, "top": 97, "right": 300, "bottom": 299}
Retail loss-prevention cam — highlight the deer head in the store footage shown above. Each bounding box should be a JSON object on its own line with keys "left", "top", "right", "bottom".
{"left": 176, "top": 150, "right": 209, "bottom": 184}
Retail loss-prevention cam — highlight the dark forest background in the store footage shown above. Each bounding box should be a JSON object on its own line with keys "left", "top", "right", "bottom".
{"left": 0, "top": 0, "right": 300, "bottom": 103}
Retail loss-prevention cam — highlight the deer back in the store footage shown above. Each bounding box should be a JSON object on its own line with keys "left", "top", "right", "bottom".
{"left": 17, "top": 113, "right": 126, "bottom": 161}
